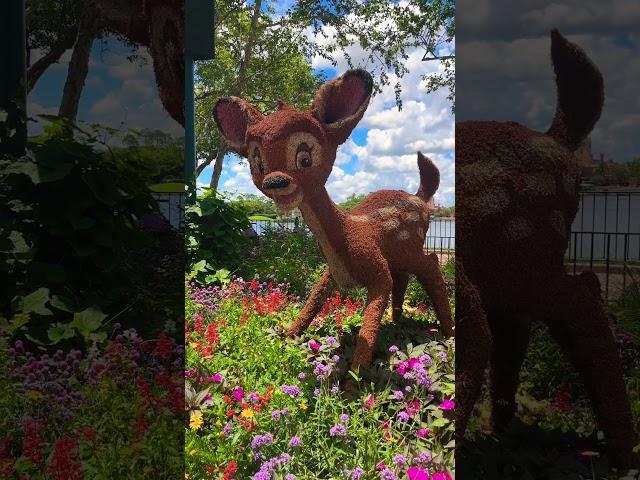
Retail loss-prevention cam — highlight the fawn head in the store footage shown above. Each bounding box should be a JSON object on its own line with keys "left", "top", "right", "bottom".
{"left": 213, "top": 69, "right": 373, "bottom": 210}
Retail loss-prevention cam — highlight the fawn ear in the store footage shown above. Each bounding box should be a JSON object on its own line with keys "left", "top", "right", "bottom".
{"left": 311, "top": 69, "right": 373, "bottom": 145}
{"left": 213, "top": 97, "right": 264, "bottom": 156}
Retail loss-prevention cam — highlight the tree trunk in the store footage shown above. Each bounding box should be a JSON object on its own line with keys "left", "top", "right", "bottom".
{"left": 232, "top": 0, "right": 262, "bottom": 96}
{"left": 210, "top": 147, "right": 228, "bottom": 190}
{"left": 58, "top": 7, "right": 98, "bottom": 121}
{"left": 27, "top": 32, "right": 76, "bottom": 93}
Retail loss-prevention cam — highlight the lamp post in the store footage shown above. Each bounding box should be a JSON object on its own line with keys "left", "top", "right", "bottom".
{"left": 185, "top": 0, "right": 215, "bottom": 198}
{"left": 0, "top": 0, "right": 27, "bottom": 155}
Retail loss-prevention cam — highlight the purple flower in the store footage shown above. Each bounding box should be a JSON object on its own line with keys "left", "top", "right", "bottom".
{"left": 289, "top": 436, "right": 301, "bottom": 448}
{"left": 329, "top": 423, "right": 347, "bottom": 437}
{"left": 285, "top": 475, "right": 296, "bottom": 480}
{"left": 389, "top": 345, "right": 399, "bottom": 353}
{"left": 251, "top": 433, "right": 274, "bottom": 450}
{"left": 420, "top": 354, "right": 433, "bottom": 366}
{"left": 282, "top": 408, "right": 290, "bottom": 416}
{"left": 339, "top": 414, "right": 349, "bottom": 422}
{"left": 271, "top": 410, "right": 281, "bottom": 420}
{"left": 326, "top": 336, "right": 337, "bottom": 346}
{"left": 281, "top": 384, "right": 301, "bottom": 397}
{"left": 438, "top": 351, "right": 448, "bottom": 362}
{"left": 298, "top": 372, "right": 306, "bottom": 380}
{"left": 314, "top": 388, "right": 321, "bottom": 397}
{"left": 393, "top": 390, "right": 404, "bottom": 400}
{"left": 380, "top": 468, "right": 397, "bottom": 480}
{"left": 346, "top": 467, "right": 364, "bottom": 479}
{"left": 398, "top": 411, "right": 411, "bottom": 422}
{"left": 223, "top": 422, "right": 233, "bottom": 436}
{"left": 405, "top": 386, "right": 413, "bottom": 393}
{"left": 414, "top": 451, "right": 433, "bottom": 464}
{"left": 331, "top": 354, "right": 340, "bottom": 363}
{"left": 185, "top": 369, "right": 196, "bottom": 378}
{"left": 393, "top": 454, "right": 408, "bottom": 467}
{"left": 331, "top": 385, "right": 339, "bottom": 395}
{"left": 248, "top": 391, "right": 259, "bottom": 402}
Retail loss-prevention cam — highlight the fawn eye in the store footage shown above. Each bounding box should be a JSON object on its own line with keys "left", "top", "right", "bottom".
{"left": 296, "top": 143, "right": 313, "bottom": 169}
{"left": 252, "top": 147, "right": 264, "bottom": 175}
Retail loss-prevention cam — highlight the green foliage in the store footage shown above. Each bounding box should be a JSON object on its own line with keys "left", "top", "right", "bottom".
{"left": 241, "top": 225, "right": 325, "bottom": 296}
{"left": 186, "top": 190, "right": 251, "bottom": 282}
{"left": 229, "top": 193, "right": 277, "bottom": 217}
{"left": 339, "top": 193, "right": 368, "bottom": 210}
{"left": 433, "top": 205, "right": 455, "bottom": 218}
{"left": 0, "top": 116, "right": 163, "bottom": 338}
{"left": 611, "top": 271, "right": 640, "bottom": 339}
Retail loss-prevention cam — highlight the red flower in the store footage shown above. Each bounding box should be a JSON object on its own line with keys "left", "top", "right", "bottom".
{"left": 223, "top": 460, "right": 238, "bottom": 480}
{"left": 47, "top": 437, "right": 81, "bottom": 480}
{"left": 153, "top": 334, "right": 174, "bottom": 359}
{"left": 22, "top": 417, "right": 46, "bottom": 468}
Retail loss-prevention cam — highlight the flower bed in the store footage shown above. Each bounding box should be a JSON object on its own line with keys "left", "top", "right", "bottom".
{"left": 185, "top": 277, "right": 455, "bottom": 479}
{"left": 0, "top": 329, "right": 183, "bottom": 478}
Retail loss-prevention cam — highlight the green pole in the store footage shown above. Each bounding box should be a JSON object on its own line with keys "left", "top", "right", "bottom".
{"left": 185, "top": 55, "right": 195, "bottom": 199}
{"left": 0, "top": 0, "right": 27, "bottom": 155}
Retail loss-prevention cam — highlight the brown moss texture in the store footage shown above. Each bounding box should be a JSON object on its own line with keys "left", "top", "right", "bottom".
{"left": 456, "top": 30, "right": 638, "bottom": 467}
{"left": 213, "top": 69, "right": 453, "bottom": 370}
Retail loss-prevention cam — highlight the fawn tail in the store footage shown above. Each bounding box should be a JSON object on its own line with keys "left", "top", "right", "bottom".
{"left": 416, "top": 151, "right": 440, "bottom": 203}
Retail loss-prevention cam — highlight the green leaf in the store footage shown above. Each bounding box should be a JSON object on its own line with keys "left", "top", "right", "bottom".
{"left": 72, "top": 307, "right": 107, "bottom": 338}
{"left": 47, "top": 322, "right": 76, "bottom": 343}
{"left": 21, "top": 288, "right": 52, "bottom": 315}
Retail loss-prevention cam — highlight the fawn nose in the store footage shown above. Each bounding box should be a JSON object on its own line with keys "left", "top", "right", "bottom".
{"left": 262, "top": 175, "right": 290, "bottom": 190}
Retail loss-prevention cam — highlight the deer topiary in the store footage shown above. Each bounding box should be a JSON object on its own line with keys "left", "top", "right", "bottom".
{"left": 456, "top": 30, "right": 638, "bottom": 467}
{"left": 213, "top": 69, "right": 453, "bottom": 369}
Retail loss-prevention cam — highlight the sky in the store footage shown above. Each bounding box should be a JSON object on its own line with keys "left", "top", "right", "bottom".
{"left": 457, "top": 0, "right": 640, "bottom": 163}
{"left": 28, "top": 38, "right": 182, "bottom": 137}
{"left": 197, "top": 22, "right": 456, "bottom": 206}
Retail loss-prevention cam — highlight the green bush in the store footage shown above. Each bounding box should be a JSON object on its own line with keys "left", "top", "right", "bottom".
{"left": 186, "top": 190, "right": 251, "bottom": 283}
{"left": 241, "top": 224, "right": 324, "bottom": 296}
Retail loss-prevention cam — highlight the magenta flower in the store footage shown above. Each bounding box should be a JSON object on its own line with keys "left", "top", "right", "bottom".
{"left": 396, "top": 362, "right": 409, "bottom": 375}
{"left": 417, "top": 428, "right": 430, "bottom": 438}
{"left": 438, "top": 399, "right": 455, "bottom": 411}
{"left": 407, "top": 467, "right": 430, "bottom": 480}
{"left": 212, "top": 373, "right": 223, "bottom": 383}
{"left": 309, "top": 340, "right": 321, "bottom": 352}
{"left": 431, "top": 472, "right": 452, "bottom": 480}
{"left": 408, "top": 357, "right": 422, "bottom": 370}
{"left": 363, "top": 394, "right": 376, "bottom": 410}
{"left": 232, "top": 387, "right": 244, "bottom": 402}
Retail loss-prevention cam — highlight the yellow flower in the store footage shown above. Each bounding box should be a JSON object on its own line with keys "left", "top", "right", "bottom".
{"left": 298, "top": 401, "right": 308, "bottom": 410}
{"left": 189, "top": 342, "right": 199, "bottom": 349}
{"left": 189, "top": 449, "right": 198, "bottom": 456}
{"left": 185, "top": 474, "right": 190, "bottom": 479}
{"left": 196, "top": 303, "right": 204, "bottom": 308}
{"left": 240, "top": 408, "right": 255, "bottom": 419}
{"left": 215, "top": 420, "right": 222, "bottom": 427}
{"left": 189, "top": 412, "right": 203, "bottom": 431}
{"left": 26, "top": 390, "right": 45, "bottom": 400}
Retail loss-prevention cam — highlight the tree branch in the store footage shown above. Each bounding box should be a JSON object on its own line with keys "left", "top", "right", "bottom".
{"left": 27, "top": 31, "right": 76, "bottom": 93}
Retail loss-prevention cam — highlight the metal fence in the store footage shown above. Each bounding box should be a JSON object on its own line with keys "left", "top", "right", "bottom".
{"left": 152, "top": 191, "right": 185, "bottom": 231}
{"left": 565, "top": 191, "right": 640, "bottom": 298}
{"left": 250, "top": 216, "right": 456, "bottom": 263}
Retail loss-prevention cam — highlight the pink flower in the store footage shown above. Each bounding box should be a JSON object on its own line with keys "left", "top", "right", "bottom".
{"left": 406, "top": 400, "right": 421, "bottom": 415}
{"left": 309, "top": 340, "right": 321, "bottom": 352}
{"left": 407, "top": 467, "right": 430, "bottom": 480}
{"left": 376, "top": 462, "right": 387, "bottom": 471}
{"left": 232, "top": 387, "right": 244, "bottom": 402}
{"left": 431, "top": 472, "right": 452, "bottom": 480}
{"left": 363, "top": 394, "right": 376, "bottom": 410}
{"left": 417, "top": 428, "right": 430, "bottom": 438}
{"left": 408, "top": 357, "right": 422, "bottom": 370}
{"left": 212, "top": 373, "right": 223, "bottom": 383}
{"left": 438, "top": 399, "right": 455, "bottom": 411}
{"left": 396, "top": 362, "right": 409, "bottom": 375}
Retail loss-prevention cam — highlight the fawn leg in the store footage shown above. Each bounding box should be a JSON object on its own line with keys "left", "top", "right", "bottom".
{"left": 414, "top": 252, "right": 454, "bottom": 336}
{"left": 455, "top": 263, "right": 491, "bottom": 444}
{"left": 351, "top": 273, "right": 392, "bottom": 370}
{"left": 542, "top": 271, "right": 638, "bottom": 468}
{"left": 488, "top": 311, "right": 531, "bottom": 430}
{"left": 391, "top": 272, "right": 409, "bottom": 323}
{"left": 287, "top": 268, "right": 335, "bottom": 337}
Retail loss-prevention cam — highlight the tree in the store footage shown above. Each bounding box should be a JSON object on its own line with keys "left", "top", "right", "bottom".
{"left": 194, "top": 0, "right": 322, "bottom": 189}
{"left": 230, "top": 193, "right": 277, "bottom": 216}
{"left": 26, "top": 0, "right": 185, "bottom": 125}
{"left": 338, "top": 193, "right": 368, "bottom": 210}
{"left": 288, "top": 0, "right": 455, "bottom": 108}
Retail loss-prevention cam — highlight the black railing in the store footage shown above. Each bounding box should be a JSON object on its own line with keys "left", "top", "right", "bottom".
{"left": 152, "top": 192, "right": 185, "bottom": 231}
{"left": 566, "top": 191, "right": 640, "bottom": 298}
{"left": 249, "top": 215, "right": 456, "bottom": 263}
